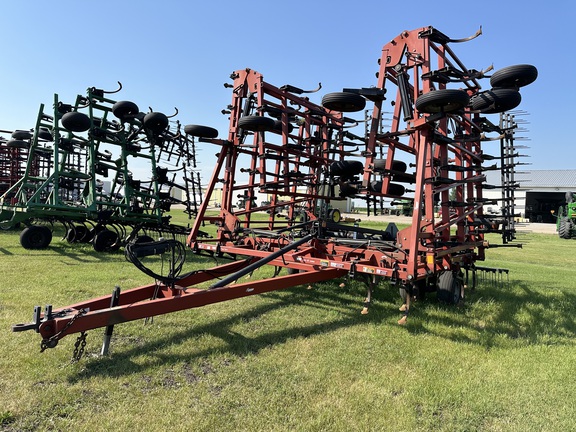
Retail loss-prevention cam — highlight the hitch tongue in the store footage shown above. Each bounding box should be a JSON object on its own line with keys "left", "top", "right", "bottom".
{"left": 12, "top": 305, "right": 45, "bottom": 333}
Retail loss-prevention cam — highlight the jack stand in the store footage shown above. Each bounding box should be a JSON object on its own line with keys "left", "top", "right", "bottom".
{"left": 100, "top": 285, "right": 121, "bottom": 356}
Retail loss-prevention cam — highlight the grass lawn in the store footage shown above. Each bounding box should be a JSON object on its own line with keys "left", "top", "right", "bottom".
{"left": 0, "top": 215, "right": 575, "bottom": 431}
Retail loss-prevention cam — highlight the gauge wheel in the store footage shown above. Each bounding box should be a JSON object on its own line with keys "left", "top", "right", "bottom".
{"left": 415, "top": 89, "right": 470, "bottom": 113}
{"left": 237, "top": 115, "right": 276, "bottom": 132}
{"left": 490, "top": 64, "right": 538, "bottom": 88}
{"left": 143, "top": 112, "right": 169, "bottom": 133}
{"left": 373, "top": 159, "right": 407, "bottom": 173}
{"left": 470, "top": 88, "right": 521, "bottom": 114}
{"left": 330, "top": 160, "right": 364, "bottom": 178}
{"left": 112, "top": 101, "right": 140, "bottom": 121}
{"left": 184, "top": 124, "right": 219, "bottom": 138}
{"left": 321, "top": 92, "right": 366, "bottom": 112}
{"left": 437, "top": 270, "right": 463, "bottom": 304}
{"left": 20, "top": 225, "right": 52, "bottom": 249}
{"left": 11, "top": 130, "right": 32, "bottom": 140}
{"left": 369, "top": 181, "right": 405, "bottom": 196}
{"left": 61, "top": 111, "right": 91, "bottom": 132}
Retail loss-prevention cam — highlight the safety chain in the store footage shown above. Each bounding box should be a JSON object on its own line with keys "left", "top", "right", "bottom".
{"left": 71, "top": 332, "right": 87, "bottom": 363}
{"left": 39, "top": 308, "right": 87, "bottom": 353}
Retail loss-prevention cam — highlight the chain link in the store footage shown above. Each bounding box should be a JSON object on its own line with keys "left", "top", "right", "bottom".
{"left": 40, "top": 308, "right": 87, "bottom": 353}
{"left": 71, "top": 332, "right": 87, "bottom": 363}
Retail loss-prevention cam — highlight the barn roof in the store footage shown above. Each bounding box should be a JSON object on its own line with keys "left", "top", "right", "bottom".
{"left": 485, "top": 170, "right": 576, "bottom": 189}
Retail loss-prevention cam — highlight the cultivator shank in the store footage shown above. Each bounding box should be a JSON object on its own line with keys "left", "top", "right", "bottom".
{"left": 13, "top": 26, "right": 537, "bottom": 354}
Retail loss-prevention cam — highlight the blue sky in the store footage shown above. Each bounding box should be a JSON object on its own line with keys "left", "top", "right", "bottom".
{"left": 0, "top": 0, "right": 571, "bottom": 182}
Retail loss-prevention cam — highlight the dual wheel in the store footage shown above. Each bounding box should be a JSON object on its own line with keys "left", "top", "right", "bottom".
{"left": 415, "top": 64, "right": 537, "bottom": 114}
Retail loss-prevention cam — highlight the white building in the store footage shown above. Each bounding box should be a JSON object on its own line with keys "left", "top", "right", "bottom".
{"left": 484, "top": 170, "right": 576, "bottom": 223}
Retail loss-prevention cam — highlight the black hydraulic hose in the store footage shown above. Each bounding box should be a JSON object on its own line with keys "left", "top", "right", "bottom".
{"left": 210, "top": 234, "right": 314, "bottom": 288}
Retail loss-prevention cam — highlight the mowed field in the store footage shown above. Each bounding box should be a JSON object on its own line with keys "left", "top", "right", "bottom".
{"left": 0, "top": 214, "right": 575, "bottom": 431}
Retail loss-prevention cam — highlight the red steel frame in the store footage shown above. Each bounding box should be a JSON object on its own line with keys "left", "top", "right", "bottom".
{"left": 14, "top": 26, "right": 524, "bottom": 349}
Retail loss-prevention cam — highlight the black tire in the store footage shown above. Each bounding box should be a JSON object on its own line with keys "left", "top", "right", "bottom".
{"left": 11, "top": 130, "right": 32, "bottom": 140}
{"left": 20, "top": 225, "right": 52, "bottom": 249}
{"left": 184, "top": 124, "right": 219, "bottom": 138}
{"left": 38, "top": 128, "right": 53, "bottom": 141}
{"left": 133, "top": 234, "right": 154, "bottom": 244}
{"left": 415, "top": 89, "right": 470, "bottom": 113}
{"left": 61, "top": 111, "right": 91, "bottom": 132}
{"left": 6, "top": 139, "right": 29, "bottom": 149}
{"left": 437, "top": 271, "right": 463, "bottom": 304}
{"left": 321, "top": 92, "right": 366, "bottom": 112}
{"left": 558, "top": 218, "right": 571, "bottom": 239}
{"left": 287, "top": 267, "right": 300, "bottom": 274}
{"left": 112, "top": 101, "right": 140, "bottom": 121}
{"left": 330, "top": 160, "right": 364, "bottom": 178}
{"left": 373, "top": 159, "right": 407, "bottom": 173}
{"left": 264, "top": 106, "right": 297, "bottom": 120}
{"left": 143, "top": 112, "right": 169, "bottom": 133}
{"left": 339, "top": 181, "right": 358, "bottom": 197}
{"left": 369, "top": 181, "right": 405, "bottom": 196}
{"left": 272, "top": 120, "right": 294, "bottom": 134}
{"left": 93, "top": 229, "right": 120, "bottom": 252}
{"left": 471, "top": 88, "right": 521, "bottom": 114}
{"left": 328, "top": 208, "right": 342, "bottom": 223}
{"left": 237, "top": 115, "right": 276, "bottom": 132}
{"left": 490, "top": 64, "right": 538, "bottom": 88}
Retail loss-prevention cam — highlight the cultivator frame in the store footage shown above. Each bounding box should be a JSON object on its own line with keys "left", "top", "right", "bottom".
{"left": 13, "top": 26, "right": 537, "bottom": 353}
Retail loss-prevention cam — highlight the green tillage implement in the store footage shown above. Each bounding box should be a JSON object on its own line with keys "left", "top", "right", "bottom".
{"left": 0, "top": 84, "right": 202, "bottom": 250}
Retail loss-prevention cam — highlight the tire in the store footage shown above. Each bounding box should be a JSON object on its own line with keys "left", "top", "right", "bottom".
{"left": 237, "top": 115, "right": 275, "bottom": 132}
{"left": 470, "top": 88, "right": 521, "bottom": 114}
{"left": 11, "top": 130, "right": 32, "bottom": 140}
{"left": 272, "top": 120, "right": 294, "bottom": 134}
{"left": 93, "top": 229, "right": 120, "bottom": 252}
{"left": 558, "top": 218, "right": 571, "bottom": 239}
{"left": 437, "top": 270, "right": 463, "bottom": 304}
{"left": 143, "top": 112, "right": 169, "bottom": 133}
{"left": 415, "top": 89, "right": 470, "bottom": 113}
{"left": 6, "top": 139, "right": 29, "bottom": 149}
{"left": 184, "top": 124, "right": 219, "bottom": 138}
{"left": 373, "top": 159, "right": 407, "bottom": 173}
{"left": 490, "top": 64, "right": 538, "bottom": 88}
{"left": 61, "top": 111, "right": 91, "bottom": 132}
{"left": 38, "top": 128, "right": 53, "bottom": 141}
{"left": 369, "top": 181, "right": 405, "bottom": 196}
{"left": 112, "top": 101, "right": 140, "bottom": 121}
{"left": 321, "top": 92, "right": 366, "bottom": 112}
{"left": 330, "top": 160, "right": 364, "bottom": 178}
{"left": 20, "top": 225, "right": 52, "bottom": 249}
{"left": 328, "top": 208, "right": 342, "bottom": 223}
{"left": 133, "top": 234, "right": 154, "bottom": 244}
{"left": 339, "top": 181, "right": 358, "bottom": 197}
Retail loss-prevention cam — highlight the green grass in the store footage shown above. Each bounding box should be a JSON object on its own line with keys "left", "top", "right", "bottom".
{"left": 1, "top": 218, "right": 575, "bottom": 431}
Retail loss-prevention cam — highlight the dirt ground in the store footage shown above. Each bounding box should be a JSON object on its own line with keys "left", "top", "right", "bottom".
{"left": 341, "top": 213, "right": 558, "bottom": 235}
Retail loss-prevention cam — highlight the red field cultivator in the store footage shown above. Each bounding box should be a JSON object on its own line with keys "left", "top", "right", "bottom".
{"left": 13, "top": 26, "right": 537, "bottom": 356}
